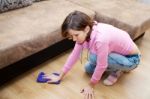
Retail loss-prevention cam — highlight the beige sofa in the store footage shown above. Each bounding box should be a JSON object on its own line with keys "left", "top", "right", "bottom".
{"left": 0, "top": 0, "right": 95, "bottom": 69}
{"left": 0, "top": 0, "right": 95, "bottom": 85}
{"left": 0, "top": 0, "right": 150, "bottom": 84}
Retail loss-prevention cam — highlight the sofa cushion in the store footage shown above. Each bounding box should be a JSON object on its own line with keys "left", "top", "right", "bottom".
{"left": 0, "top": 0, "right": 33, "bottom": 13}
{"left": 0, "top": 0, "right": 95, "bottom": 69}
{"left": 68, "top": 0, "right": 150, "bottom": 40}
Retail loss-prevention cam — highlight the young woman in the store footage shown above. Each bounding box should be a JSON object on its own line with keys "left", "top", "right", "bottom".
{"left": 44, "top": 11, "right": 141, "bottom": 99}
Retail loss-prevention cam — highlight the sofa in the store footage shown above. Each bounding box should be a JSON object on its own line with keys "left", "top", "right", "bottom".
{"left": 0, "top": 0, "right": 95, "bottom": 85}
{"left": 0, "top": 0, "right": 150, "bottom": 85}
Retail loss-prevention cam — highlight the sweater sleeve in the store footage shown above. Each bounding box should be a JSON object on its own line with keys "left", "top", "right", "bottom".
{"left": 62, "top": 43, "right": 83, "bottom": 74}
{"left": 90, "top": 42, "right": 109, "bottom": 84}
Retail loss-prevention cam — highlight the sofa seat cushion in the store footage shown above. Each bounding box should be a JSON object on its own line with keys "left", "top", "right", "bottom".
{"left": 0, "top": 0, "right": 95, "bottom": 69}
{"left": 68, "top": 0, "right": 150, "bottom": 40}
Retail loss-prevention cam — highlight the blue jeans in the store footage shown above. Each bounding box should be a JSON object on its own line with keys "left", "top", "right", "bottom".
{"left": 85, "top": 53, "right": 141, "bottom": 74}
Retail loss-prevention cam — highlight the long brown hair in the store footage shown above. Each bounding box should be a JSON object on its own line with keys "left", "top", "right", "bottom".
{"left": 61, "top": 11, "right": 94, "bottom": 41}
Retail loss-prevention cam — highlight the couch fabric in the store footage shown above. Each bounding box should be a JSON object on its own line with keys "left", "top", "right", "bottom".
{"left": 0, "top": 0, "right": 95, "bottom": 69}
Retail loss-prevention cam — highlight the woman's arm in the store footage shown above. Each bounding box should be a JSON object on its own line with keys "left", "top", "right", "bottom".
{"left": 90, "top": 42, "right": 109, "bottom": 84}
{"left": 47, "top": 42, "right": 83, "bottom": 83}
{"left": 62, "top": 42, "right": 83, "bottom": 74}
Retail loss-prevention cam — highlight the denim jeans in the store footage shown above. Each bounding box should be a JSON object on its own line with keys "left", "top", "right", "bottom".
{"left": 85, "top": 52, "right": 141, "bottom": 74}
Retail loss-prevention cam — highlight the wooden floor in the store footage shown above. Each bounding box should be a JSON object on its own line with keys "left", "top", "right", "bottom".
{"left": 1, "top": 29, "right": 150, "bottom": 99}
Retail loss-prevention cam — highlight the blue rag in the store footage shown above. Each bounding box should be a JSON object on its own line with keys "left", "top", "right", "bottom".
{"left": 36, "top": 72, "right": 50, "bottom": 83}
{"left": 36, "top": 72, "right": 61, "bottom": 84}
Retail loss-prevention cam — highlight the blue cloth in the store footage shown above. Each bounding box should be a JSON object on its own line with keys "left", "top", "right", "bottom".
{"left": 85, "top": 53, "right": 141, "bottom": 74}
{"left": 36, "top": 72, "right": 50, "bottom": 83}
{"left": 36, "top": 72, "right": 61, "bottom": 84}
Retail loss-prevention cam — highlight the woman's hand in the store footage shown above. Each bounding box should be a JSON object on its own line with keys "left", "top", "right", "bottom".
{"left": 43, "top": 73, "right": 60, "bottom": 84}
{"left": 81, "top": 85, "right": 95, "bottom": 99}
{"left": 43, "top": 71, "right": 65, "bottom": 84}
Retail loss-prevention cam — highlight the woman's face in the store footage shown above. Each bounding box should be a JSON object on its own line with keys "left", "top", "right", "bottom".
{"left": 68, "top": 26, "right": 90, "bottom": 44}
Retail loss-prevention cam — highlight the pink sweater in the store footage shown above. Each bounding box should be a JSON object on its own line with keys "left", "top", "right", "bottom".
{"left": 62, "top": 22, "right": 135, "bottom": 84}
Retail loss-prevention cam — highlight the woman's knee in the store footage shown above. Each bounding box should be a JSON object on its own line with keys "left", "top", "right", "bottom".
{"left": 84, "top": 62, "right": 95, "bottom": 74}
